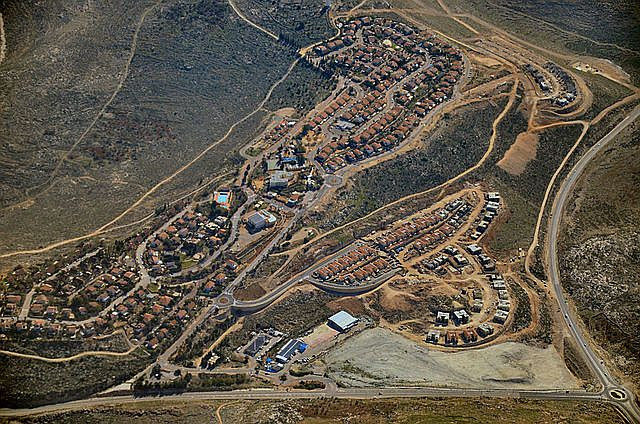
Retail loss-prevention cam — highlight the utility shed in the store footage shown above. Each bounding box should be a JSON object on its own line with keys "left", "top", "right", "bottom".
{"left": 327, "top": 310, "right": 359, "bottom": 332}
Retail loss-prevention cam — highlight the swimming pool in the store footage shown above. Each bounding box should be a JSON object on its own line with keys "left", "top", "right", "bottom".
{"left": 216, "top": 193, "right": 229, "bottom": 203}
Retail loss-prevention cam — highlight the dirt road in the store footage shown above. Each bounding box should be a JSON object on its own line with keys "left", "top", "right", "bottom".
{"left": 0, "top": 57, "right": 301, "bottom": 259}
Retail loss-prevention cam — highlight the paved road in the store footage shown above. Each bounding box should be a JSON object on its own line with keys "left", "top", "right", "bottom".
{"left": 547, "top": 104, "right": 640, "bottom": 423}
{"left": 0, "top": 385, "right": 611, "bottom": 418}
{"left": 226, "top": 241, "right": 368, "bottom": 313}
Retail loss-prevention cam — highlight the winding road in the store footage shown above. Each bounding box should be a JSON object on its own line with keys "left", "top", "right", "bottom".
{"left": 2, "top": 1, "right": 639, "bottom": 421}
{"left": 546, "top": 104, "right": 640, "bottom": 423}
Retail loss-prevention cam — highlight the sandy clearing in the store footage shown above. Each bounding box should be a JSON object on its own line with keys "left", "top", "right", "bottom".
{"left": 467, "top": 51, "right": 502, "bottom": 68}
{"left": 274, "top": 107, "right": 296, "bottom": 117}
{"left": 289, "top": 227, "right": 316, "bottom": 245}
{"left": 377, "top": 284, "right": 416, "bottom": 311}
{"left": 572, "top": 58, "right": 632, "bottom": 86}
{"left": 0, "top": 13, "right": 6, "bottom": 66}
{"left": 323, "top": 327, "right": 578, "bottom": 390}
{"left": 497, "top": 131, "right": 539, "bottom": 175}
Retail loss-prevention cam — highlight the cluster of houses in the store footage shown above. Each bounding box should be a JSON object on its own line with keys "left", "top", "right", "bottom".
{"left": 1, "top": 317, "right": 96, "bottom": 339}
{"left": 202, "top": 259, "right": 238, "bottom": 295}
{"left": 28, "top": 266, "right": 139, "bottom": 320}
{"left": 376, "top": 212, "right": 446, "bottom": 253}
{"left": 524, "top": 63, "right": 551, "bottom": 92}
{"left": 1, "top": 282, "right": 203, "bottom": 352}
{"left": 335, "top": 89, "right": 386, "bottom": 132}
{"left": 311, "top": 244, "right": 392, "bottom": 285}
{"left": 309, "top": 91, "right": 355, "bottom": 129}
{"left": 144, "top": 210, "right": 230, "bottom": 275}
{"left": 523, "top": 61, "right": 577, "bottom": 108}
{"left": 426, "top": 322, "right": 495, "bottom": 346}
{"left": 316, "top": 111, "right": 418, "bottom": 173}
{"left": 470, "top": 192, "right": 500, "bottom": 240}
{"left": 426, "top": 298, "right": 501, "bottom": 346}
{"left": 126, "top": 287, "right": 203, "bottom": 351}
{"left": 424, "top": 250, "right": 512, "bottom": 345}
{"left": 428, "top": 309, "right": 484, "bottom": 346}
{"left": 0, "top": 249, "right": 123, "bottom": 318}
{"left": 308, "top": 17, "right": 463, "bottom": 173}
{"left": 259, "top": 140, "right": 318, "bottom": 206}
{"left": 408, "top": 198, "right": 472, "bottom": 259}
{"left": 488, "top": 274, "right": 511, "bottom": 324}
{"left": 375, "top": 196, "right": 472, "bottom": 257}
{"left": 417, "top": 244, "right": 472, "bottom": 276}
{"left": 468, "top": 244, "right": 497, "bottom": 273}
{"left": 0, "top": 294, "right": 22, "bottom": 317}
{"left": 544, "top": 62, "right": 577, "bottom": 107}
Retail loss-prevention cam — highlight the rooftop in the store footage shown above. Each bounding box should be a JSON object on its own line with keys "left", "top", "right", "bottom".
{"left": 328, "top": 310, "right": 359, "bottom": 331}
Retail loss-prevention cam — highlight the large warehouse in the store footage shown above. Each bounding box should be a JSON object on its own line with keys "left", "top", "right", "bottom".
{"left": 327, "top": 310, "right": 359, "bottom": 332}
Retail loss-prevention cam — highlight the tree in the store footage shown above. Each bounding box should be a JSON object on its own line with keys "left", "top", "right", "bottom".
{"left": 151, "top": 363, "right": 162, "bottom": 379}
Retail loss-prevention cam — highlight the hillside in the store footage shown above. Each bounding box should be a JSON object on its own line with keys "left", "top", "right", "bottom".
{"left": 0, "top": 0, "right": 329, "bottom": 262}
{"left": 559, "top": 124, "right": 640, "bottom": 394}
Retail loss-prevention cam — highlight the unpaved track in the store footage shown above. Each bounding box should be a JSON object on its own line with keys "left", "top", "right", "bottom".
{"left": 435, "top": 0, "right": 478, "bottom": 35}
{"left": 228, "top": 0, "right": 278, "bottom": 40}
{"left": 524, "top": 120, "right": 588, "bottom": 281}
{"left": 20, "top": 0, "right": 163, "bottom": 202}
{"left": 0, "top": 345, "right": 138, "bottom": 363}
{"left": 0, "top": 13, "right": 6, "bottom": 66}
{"left": 478, "top": 0, "right": 640, "bottom": 57}
{"left": 215, "top": 400, "right": 240, "bottom": 424}
{"left": 524, "top": 93, "right": 640, "bottom": 280}
{"left": 0, "top": 57, "right": 301, "bottom": 259}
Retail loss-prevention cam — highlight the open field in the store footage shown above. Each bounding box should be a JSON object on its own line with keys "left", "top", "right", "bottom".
{"left": 5, "top": 397, "right": 622, "bottom": 423}
{"left": 442, "top": 0, "right": 640, "bottom": 83}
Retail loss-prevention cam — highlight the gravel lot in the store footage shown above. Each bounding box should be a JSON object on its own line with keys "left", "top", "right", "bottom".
{"left": 323, "top": 327, "right": 578, "bottom": 389}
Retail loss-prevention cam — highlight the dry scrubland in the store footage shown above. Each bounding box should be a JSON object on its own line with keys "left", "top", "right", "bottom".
{"left": 0, "top": 350, "right": 150, "bottom": 408}
{"left": 233, "top": 0, "right": 335, "bottom": 47}
{"left": 6, "top": 397, "right": 621, "bottom": 423}
{"left": 445, "top": 0, "right": 640, "bottom": 83}
{"left": 559, "top": 124, "right": 640, "bottom": 395}
{"left": 0, "top": 0, "right": 332, "bottom": 259}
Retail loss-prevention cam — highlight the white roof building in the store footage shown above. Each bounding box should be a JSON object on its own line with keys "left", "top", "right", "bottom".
{"left": 327, "top": 310, "right": 359, "bottom": 332}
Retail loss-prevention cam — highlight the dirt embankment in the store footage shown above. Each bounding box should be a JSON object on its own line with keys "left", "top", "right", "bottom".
{"left": 497, "top": 131, "right": 539, "bottom": 175}
{"left": 323, "top": 327, "right": 578, "bottom": 390}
